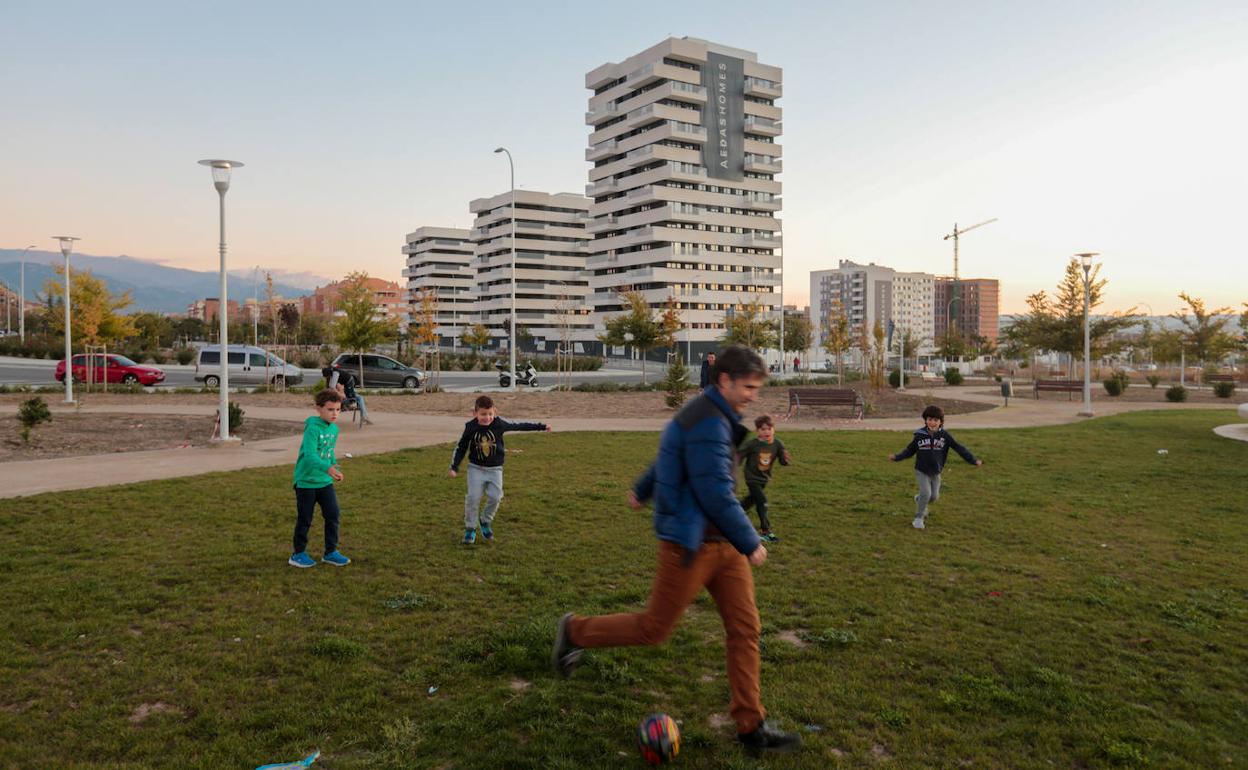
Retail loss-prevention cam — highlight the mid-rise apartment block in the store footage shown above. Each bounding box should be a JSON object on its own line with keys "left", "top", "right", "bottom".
{"left": 301, "top": 277, "right": 408, "bottom": 323}
{"left": 810, "top": 261, "right": 937, "bottom": 354}
{"left": 935, "top": 278, "right": 1000, "bottom": 342}
{"left": 468, "top": 190, "right": 593, "bottom": 351}
{"left": 581, "top": 37, "right": 782, "bottom": 357}
{"left": 403, "top": 226, "right": 474, "bottom": 346}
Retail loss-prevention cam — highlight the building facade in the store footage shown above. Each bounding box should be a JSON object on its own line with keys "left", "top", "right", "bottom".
{"left": 892, "top": 271, "right": 936, "bottom": 354}
{"left": 300, "top": 277, "right": 408, "bottom": 323}
{"left": 934, "top": 278, "right": 1000, "bottom": 342}
{"left": 187, "top": 298, "right": 240, "bottom": 323}
{"left": 468, "top": 190, "right": 593, "bottom": 351}
{"left": 581, "top": 37, "right": 782, "bottom": 357}
{"left": 403, "top": 226, "right": 474, "bottom": 346}
{"left": 810, "top": 261, "right": 937, "bottom": 354}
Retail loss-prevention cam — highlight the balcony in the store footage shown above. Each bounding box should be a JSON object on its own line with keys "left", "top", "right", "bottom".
{"left": 585, "top": 138, "right": 619, "bottom": 162}
{"left": 744, "top": 77, "right": 782, "bottom": 98}
{"left": 744, "top": 115, "right": 782, "bottom": 137}
{"left": 585, "top": 102, "right": 620, "bottom": 126}
{"left": 585, "top": 177, "right": 620, "bottom": 198}
{"left": 744, "top": 154, "right": 782, "bottom": 174}
{"left": 737, "top": 193, "right": 782, "bottom": 211}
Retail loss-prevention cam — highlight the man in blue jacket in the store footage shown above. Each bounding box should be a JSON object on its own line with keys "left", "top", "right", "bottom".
{"left": 553, "top": 345, "right": 800, "bottom": 755}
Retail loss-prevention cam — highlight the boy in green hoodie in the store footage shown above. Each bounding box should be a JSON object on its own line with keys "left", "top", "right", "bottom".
{"left": 290, "top": 389, "right": 349, "bottom": 568}
{"left": 739, "top": 414, "right": 791, "bottom": 542}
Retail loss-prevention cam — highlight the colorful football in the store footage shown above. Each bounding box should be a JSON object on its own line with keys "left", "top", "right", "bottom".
{"left": 636, "top": 712, "right": 680, "bottom": 765}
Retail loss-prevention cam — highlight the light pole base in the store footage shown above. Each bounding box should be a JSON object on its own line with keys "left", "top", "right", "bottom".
{"left": 211, "top": 435, "right": 242, "bottom": 444}
{"left": 1077, "top": 411, "right": 1095, "bottom": 418}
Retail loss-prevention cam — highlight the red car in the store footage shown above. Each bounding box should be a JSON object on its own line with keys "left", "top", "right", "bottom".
{"left": 56, "top": 354, "right": 166, "bottom": 386}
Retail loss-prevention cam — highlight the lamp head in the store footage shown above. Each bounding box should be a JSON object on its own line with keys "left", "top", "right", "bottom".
{"left": 493, "top": 147, "right": 505, "bottom": 154}
{"left": 199, "top": 159, "right": 244, "bottom": 193}
{"left": 51, "top": 236, "right": 80, "bottom": 258}
{"left": 1075, "top": 252, "right": 1097, "bottom": 270}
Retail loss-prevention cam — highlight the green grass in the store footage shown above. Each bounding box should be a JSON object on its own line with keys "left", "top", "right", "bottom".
{"left": 1, "top": 411, "right": 1245, "bottom": 769}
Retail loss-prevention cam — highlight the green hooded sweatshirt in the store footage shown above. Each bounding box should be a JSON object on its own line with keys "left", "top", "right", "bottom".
{"left": 293, "top": 416, "right": 339, "bottom": 488}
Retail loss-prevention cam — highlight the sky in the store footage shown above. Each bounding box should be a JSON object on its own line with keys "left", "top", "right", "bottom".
{"left": 2, "top": 0, "right": 1246, "bottom": 315}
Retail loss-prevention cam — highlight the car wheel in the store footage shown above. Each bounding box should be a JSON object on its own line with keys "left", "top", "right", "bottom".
{"left": 204, "top": 375, "right": 220, "bottom": 388}
{"left": 499, "top": 377, "right": 508, "bottom": 387}
{"left": 122, "top": 374, "right": 139, "bottom": 385}
{"left": 271, "top": 375, "right": 285, "bottom": 387}
{"left": 403, "top": 376, "right": 418, "bottom": 389}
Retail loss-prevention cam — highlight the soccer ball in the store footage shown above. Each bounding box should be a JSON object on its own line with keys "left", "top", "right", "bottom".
{"left": 636, "top": 712, "right": 680, "bottom": 765}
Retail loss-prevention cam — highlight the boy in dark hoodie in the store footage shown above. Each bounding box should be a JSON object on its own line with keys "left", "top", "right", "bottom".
{"left": 739, "top": 414, "right": 791, "bottom": 542}
{"left": 889, "top": 405, "right": 982, "bottom": 530}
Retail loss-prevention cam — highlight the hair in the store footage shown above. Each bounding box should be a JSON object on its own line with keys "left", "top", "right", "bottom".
{"left": 711, "top": 345, "right": 767, "bottom": 383}
{"left": 754, "top": 414, "right": 774, "bottom": 429}
{"left": 315, "top": 388, "right": 343, "bottom": 407}
{"left": 706, "top": 351, "right": 716, "bottom": 359}
{"left": 921, "top": 405, "right": 945, "bottom": 424}
{"left": 474, "top": 395, "right": 495, "bottom": 411}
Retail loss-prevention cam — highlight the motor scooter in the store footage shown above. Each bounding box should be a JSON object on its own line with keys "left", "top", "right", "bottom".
{"left": 496, "top": 360, "right": 539, "bottom": 387}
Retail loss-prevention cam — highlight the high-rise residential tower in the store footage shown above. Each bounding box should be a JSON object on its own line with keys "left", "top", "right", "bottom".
{"left": 402, "top": 226, "right": 474, "bottom": 346}
{"left": 581, "top": 37, "right": 782, "bottom": 358}
{"left": 468, "top": 190, "right": 592, "bottom": 352}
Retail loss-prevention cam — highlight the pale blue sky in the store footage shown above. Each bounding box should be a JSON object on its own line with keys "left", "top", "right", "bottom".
{"left": 2, "top": 0, "right": 1246, "bottom": 313}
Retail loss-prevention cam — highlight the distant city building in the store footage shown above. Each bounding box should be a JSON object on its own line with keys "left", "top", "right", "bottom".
{"left": 581, "top": 37, "right": 782, "bottom": 357}
{"left": 241, "top": 295, "right": 287, "bottom": 322}
{"left": 892, "top": 271, "right": 936, "bottom": 354}
{"left": 468, "top": 190, "right": 593, "bottom": 351}
{"left": 810, "top": 261, "right": 937, "bottom": 354}
{"left": 300, "top": 277, "right": 407, "bottom": 323}
{"left": 403, "top": 226, "right": 475, "bottom": 346}
{"left": 935, "top": 277, "right": 1000, "bottom": 342}
{"left": 187, "top": 298, "right": 240, "bottom": 323}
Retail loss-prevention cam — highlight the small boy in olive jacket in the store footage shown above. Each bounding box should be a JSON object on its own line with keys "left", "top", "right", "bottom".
{"left": 739, "top": 414, "right": 791, "bottom": 542}
{"left": 289, "top": 388, "right": 350, "bottom": 568}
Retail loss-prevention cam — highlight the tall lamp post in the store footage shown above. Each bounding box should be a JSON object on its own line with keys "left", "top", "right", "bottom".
{"left": 18, "top": 244, "right": 36, "bottom": 343}
{"left": 493, "top": 147, "right": 517, "bottom": 390}
{"left": 1075, "top": 252, "right": 1098, "bottom": 417}
{"left": 52, "top": 236, "right": 80, "bottom": 403}
{"left": 199, "top": 159, "right": 244, "bottom": 440}
{"left": 252, "top": 265, "right": 261, "bottom": 347}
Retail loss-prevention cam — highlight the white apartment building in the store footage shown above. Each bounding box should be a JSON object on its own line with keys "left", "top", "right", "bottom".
{"left": 810, "top": 261, "right": 936, "bottom": 354}
{"left": 468, "top": 190, "right": 593, "bottom": 351}
{"left": 582, "top": 37, "right": 782, "bottom": 357}
{"left": 402, "top": 226, "right": 474, "bottom": 346}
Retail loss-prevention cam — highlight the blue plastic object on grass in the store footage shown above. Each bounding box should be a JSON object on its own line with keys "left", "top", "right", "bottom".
{"left": 256, "top": 750, "right": 319, "bottom": 769}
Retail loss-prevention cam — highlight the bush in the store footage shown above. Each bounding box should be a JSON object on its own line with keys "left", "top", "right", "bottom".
{"left": 888, "top": 369, "right": 901, "bottom": 388}
{"left": 147, "top": 350, "right": 168, "bottom": 364}
{"left": 298, "top": 353, "right": 322, "bottom": 369}
{"left": 175, "top": 348, "right": 195, "bottom": 365}
{"left": 1103, "top": 377, "right": 1124, "bottom": 397}
{"left": 570, "top": 381, "right": 659, "bottom": 393}
{"left": 944, "top": 368, "right": 964, "bottom": 386}
{"left": 1146, "top": 375, "right": 1160, "bottom": 389}
{"left": 662, "top": 357, "right": 692, "bottom": 408}
{"left": 1165, "top": 385, "right": 1187, "bottom": 403}
{"left": 17, "top": 396, "right": 53, "bottom": 444}
{"left": 228, "top": 402, "right": 244, "bottom": 432}
{"left": 1213, "top": 381, "right": 1236, "bottom": 398}
{"left": 126, "top": 350, "right": 148, "bottom": 364}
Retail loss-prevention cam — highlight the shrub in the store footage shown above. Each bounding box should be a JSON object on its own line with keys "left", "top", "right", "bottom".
{"left": 1146, "top": 375, "right": 1160, "bottom": 389}
{"left": 1212, "top": 381, "right": 1235, "bottom": 398}
{"left": 1103, "top": 377, "right": 1124, "bottom": 397}
{"left": 1165, "top": 385, "right": 1187, "bottom": 403}
{"left": 175, "top": 348, "right": 195, "bottom": 365}
{"left": 944, "top": 368, "right": 964, "bottom": 386}
{"left": 888, "top": 369, "right": 901, "bottom": 388}
{"left": 147, "top": 350, "right": 168, "bottom": 364}
{"left": 228, "top": 402, "right": 244, "bottom": 432}
{"left": 17, "top": 396, "right": 53, "bottom": 444}
{"left": 298, "top": 353, "right": 322, "bottom": 369}
{"left": 126, "top": 350, "right": 148, "bottom": 364}
{"left": 1112, "top": 370, "right": 1129, "bottom": 392}
{"left": 662, "top": 357, "right": 691, "bottom": 408}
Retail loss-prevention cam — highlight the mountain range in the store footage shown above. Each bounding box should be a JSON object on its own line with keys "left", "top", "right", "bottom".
{"left": 0, "top": 249, "right": 321, "bottom": 314}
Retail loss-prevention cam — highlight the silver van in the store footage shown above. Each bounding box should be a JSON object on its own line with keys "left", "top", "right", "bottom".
{"left": 194, "top": 344, "right": 305, "bottom": 387}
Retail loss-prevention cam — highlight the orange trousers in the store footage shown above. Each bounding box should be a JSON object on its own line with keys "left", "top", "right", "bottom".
{"left": 567, "top": 540, "right": 764, "bottom": 734}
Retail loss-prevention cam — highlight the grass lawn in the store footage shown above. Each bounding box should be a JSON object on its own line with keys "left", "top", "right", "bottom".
{"left": 1, "top": 411, "right": 1245, "bottom": 769}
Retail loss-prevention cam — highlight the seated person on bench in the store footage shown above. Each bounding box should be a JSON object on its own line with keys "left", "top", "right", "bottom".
{"left": 322, "top": 366, "right": 372, "bottom": 426}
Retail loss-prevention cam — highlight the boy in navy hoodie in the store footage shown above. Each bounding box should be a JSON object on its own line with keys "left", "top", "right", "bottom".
{"left": 889, "top": 405, "right": 982, "bottom": 530}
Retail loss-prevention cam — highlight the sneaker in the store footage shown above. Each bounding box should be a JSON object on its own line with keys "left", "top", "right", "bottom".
{"left": 912, "top": 516, "right": 926, "bottom": 530}
{"left": 480, "top": 524, "right": 494, "bottom": 542}
{"left": 552, "top": 612, "right": 583, "bottom": 678}
{"left": 737, "top": 720, "right": 801, "bottom": 754}
{"left": 288, "top": 552, "right": 316, "bottom": 568}
{"left": 322, "top": 550, "right": 351, "bottom": 567}
{"left": 762, "top": 532, "right": 780, "bottom": 543}
{"left": 461, "top": 529, "right": 477, "bottom": 545}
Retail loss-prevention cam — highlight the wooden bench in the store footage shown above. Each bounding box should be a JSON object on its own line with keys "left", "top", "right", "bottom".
{"left": 1033, "top": 379, "right": 1083, "bottom": 400}
{"left": 1204, "top": 373, "right": 1237, "bottom": 385}
{"left": 785, "top": 388, "right": 864, "bottom": 420}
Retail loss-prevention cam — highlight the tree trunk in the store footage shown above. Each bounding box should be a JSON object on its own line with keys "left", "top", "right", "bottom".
{"left": 641, "top": 350, "right": 647, "bottom": 385}
{"left": 358, "top": 350, "right": 365, "bottom": 390}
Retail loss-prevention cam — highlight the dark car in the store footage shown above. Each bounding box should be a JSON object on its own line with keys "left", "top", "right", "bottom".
{"left": 330, "top": 353, "right": 424, "bottom": 389}
{"left": 56, "top": 354, "right": 166, "bottom": 386}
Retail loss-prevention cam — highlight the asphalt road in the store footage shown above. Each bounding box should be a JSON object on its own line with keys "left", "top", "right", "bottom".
{"left": 0, "top": 357, "right": 651, "bottom": 390}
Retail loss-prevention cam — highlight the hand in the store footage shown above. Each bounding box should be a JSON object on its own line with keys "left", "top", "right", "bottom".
{"left": 545, "top": 425, "right": 553, "bottom": 432}
{"left": 448, "top": 469, "right": 458, "bottom": 478}
{"left": 975, "top": 459, "right": 984, "bottom": 467}
{"left": 329, "top": 466, "right": 344, "bottom": 482}
{"left": 888, "top": 454, "right": 896, "bottom": 461}
{"left": 782, "top": 450, "right": 792, "bottom": 463}
{"left": 627, "top": 491, "right": 642, "bottom": 509}
{"left": 748, "top": 545, "right": 768, "bottom": 566}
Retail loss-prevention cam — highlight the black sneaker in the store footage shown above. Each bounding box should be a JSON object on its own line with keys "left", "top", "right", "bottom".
{"left": 737, "top": 720, "right": 801, "bottom": 754}
{"left": 552, "top": 612, "right": 583, "bottom": 678}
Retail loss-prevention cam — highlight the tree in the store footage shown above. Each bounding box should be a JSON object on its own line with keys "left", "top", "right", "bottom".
{"left": 461, "top": 323, "right": 491, "bottom": 354}
{"left": 44, "top": 266, "right": 136, "bottom": 347}
{"left": 820, "top": 301, "right": 851, "bottom": 385}
{"left": 277, "top": 303, "right": 300, "bottom": 345}
{"left": 893, "top": 327, "right": 923, "bottom": 364}
{"left": 130, "top": 311, "right": 172, "bottom": 349}
{"left": 600, "top": 291, "right": 663, "bottom": 384}
{"left": 1151, "top": 329, "right": 1184, "bottom": 365}
{"left": 332, "top": 272, "right": 398, "bottom": 386}
{"left": 662, "top": 355, "right": 691, "bottom": 409}
{"left": 722, "top": 298, "right": 778, "bottom": 350}
{"left": 1172, "top": 292, "right": 1235, "bottom": 363}
{"left": 934, "top": 331, "right": 967, "bottom": 361}
{"left": 866, "top": 319, "right": 887, "bottom": 390}
{"left": 783, "top": 314, "right": 813, "bottom": 360}
{"left": 657, "top": 296, "right": 682, "bottom": 351}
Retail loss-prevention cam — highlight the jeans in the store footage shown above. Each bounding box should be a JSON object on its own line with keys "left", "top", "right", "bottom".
{"left": 294, "top": 484, "right": 340, "bottom": 554}
{"left": 740, "top": 480, "right": 771, "bottom": 531}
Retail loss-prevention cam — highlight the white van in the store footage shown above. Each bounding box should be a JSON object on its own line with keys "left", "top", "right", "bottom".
{"left": 194, "top": 345, "right": 304, "bottom": 387}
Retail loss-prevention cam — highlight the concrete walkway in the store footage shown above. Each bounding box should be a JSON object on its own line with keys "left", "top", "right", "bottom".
{"left": 1, "top": 392, "right": 1239, "bottom": 499}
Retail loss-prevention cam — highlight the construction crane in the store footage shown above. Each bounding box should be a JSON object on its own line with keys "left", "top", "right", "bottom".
{"left": 942, "top": 218, "right": 997, "bottom": 338}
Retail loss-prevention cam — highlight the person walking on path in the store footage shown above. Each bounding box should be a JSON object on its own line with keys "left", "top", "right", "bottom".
{"left": 698, "top": 351, "right": 717, "bottom": 391}
{"left": 553, "top": 345, "right": 801, "bottom": 755}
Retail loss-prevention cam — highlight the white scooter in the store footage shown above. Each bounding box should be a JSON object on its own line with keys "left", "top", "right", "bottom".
{"left": 496, "top": 360, "right": 539, "bottom": 387}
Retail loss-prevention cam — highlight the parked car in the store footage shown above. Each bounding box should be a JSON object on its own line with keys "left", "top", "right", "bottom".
{"left": 331, "top": 353, "right": 424, "bottom": 389}
{"left": 56, "top": 354, "right": 166, "bottom": 386}
{"left": 194, "top": 344, "right": 305, "bottom": 388}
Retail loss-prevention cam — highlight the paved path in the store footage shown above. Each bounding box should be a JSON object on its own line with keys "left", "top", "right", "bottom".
{"left": 1, "top": 392, "right": 1238, "bottom": 499}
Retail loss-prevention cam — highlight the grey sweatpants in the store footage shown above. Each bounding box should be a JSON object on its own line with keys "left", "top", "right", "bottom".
{"left": 464, "top": 463, "right": 504, "bottom": 529}
{"left": 915, "top": 470, "right": 942, "bottom": 519}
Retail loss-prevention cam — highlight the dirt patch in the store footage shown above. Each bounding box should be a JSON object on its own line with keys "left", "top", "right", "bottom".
{"left": 776, "top": 630, "right": 809, "bottom": 649}
{"left": 129, "top": 701, "right": 184, "bottom": 724}
{"left": 708, "top": 713, "right": 732, "bottom": 731}
{"left": 509, "top": 678, "right": 531, "bottom": 691}
{"left": 0, "top": 413, "right": 301, "bottom": 463}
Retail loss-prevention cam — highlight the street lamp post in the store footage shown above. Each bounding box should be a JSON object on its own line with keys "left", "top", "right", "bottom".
{"left": 199, "top": 159, "right": 244, "bottom": 440}
{"left": 18, "top": 244, "right": 36, "bottom": 343}
{"left": 52, "top": 237, "right": 80, "bottom": 404}
{"left": 252, "top": 265, "right": 260, "bottom": 347}
{"left": 493, "top": 147, "right": 517, "bottom": 390}
{"left": 1075, "top": 252, "right": 1098, "bottom": 417}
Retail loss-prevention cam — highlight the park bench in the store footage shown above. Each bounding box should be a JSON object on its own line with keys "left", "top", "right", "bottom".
{"left": 784, "top": 387, "right": 864, "bottom": 420}
{"left": 1204, "top": 373, "right": 1237, "bottom": 385}
{"left": 1033, "top": 379, "right": 1083, "bottom": 400}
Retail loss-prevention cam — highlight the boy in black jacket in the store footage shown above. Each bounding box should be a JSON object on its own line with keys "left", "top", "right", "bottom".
{"left": 448, "top": 395, "right": 550, "bottom": 544}
{"left": 739, "top": 414, "right": 791, "bottom": 542}
{"left": 889, "top": 405, "right": 982, "bottom": 530}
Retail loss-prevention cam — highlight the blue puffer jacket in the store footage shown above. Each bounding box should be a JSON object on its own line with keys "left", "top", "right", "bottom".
{"left": 633, "top": 386, "right": 762, "bottom": 557}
